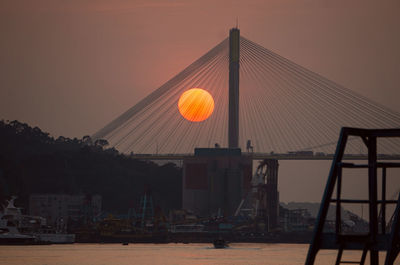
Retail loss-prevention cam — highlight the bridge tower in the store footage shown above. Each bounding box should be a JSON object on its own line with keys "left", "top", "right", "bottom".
{"left": 229, "top": 28, "right": 240, "bottom": 148}
{"left": 182, "top": 28, "right": 253, "bottom": 217}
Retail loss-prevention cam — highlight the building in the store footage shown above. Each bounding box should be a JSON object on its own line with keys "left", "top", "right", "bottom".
{"left": 182, "top": 148, "right": 252, "bottom": 217}
{"left": 29, "top": 194, "right": 102, "bottom": 226}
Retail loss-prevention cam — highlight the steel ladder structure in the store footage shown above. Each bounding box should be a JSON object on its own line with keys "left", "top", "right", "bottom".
{"left": 305, "top": 128, "right": 400, "bottom": 265}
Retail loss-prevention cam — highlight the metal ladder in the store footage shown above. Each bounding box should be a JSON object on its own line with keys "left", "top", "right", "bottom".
{"left": 335, "top": 247, "right": 368, "bottom": 265}
{"left": 305, "top": 128, "right": 400, "bottom": 265}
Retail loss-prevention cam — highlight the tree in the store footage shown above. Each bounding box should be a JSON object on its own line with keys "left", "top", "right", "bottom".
{"left": 82, "top": 135, "right": 92, "bottom": 146}
{"left": 94, "top": 139, "right": 109, "bottom": 150}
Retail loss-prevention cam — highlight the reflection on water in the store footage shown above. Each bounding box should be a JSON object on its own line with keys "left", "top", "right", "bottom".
{"left": 0, "top": 243, "right": 388, "bottom": 265}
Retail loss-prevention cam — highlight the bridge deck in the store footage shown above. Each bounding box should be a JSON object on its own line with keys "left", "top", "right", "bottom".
{"left": 129, "top": 153, "right": 400, "bottom": 160}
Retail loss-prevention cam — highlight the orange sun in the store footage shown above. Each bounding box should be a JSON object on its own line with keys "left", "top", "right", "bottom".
{"left": 178, "top": 88, "right": 214, "bottom": 122}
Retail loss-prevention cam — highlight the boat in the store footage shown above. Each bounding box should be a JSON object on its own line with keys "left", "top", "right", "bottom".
{"left": 0, "top": 220, "right": 36, "bottom": 245}
{"left": 0, "top": 198, "right": 36, "bottom": 245}
{"left": 33, "top": 228, "right": 75, "bottom": 244}
{"left": 213, "top": 238, "right": 228, "bottom": 248}
{"left": 0, "top": 196, "right": 75, "bottom": 244}
{"left": 0, "top": 229, "right": 36, "bottom": 245}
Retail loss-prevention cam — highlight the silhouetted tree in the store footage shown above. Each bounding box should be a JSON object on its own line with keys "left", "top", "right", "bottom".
{"left": 94, "top": 139, "right": 109, "bottom": 149}
{"left": 0, "top": 120, "right": 182, "bottom": 214}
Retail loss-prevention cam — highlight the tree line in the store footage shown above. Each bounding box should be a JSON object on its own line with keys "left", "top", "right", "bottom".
{"left": 0, "top": 120, "right": 182, "bottom": 214}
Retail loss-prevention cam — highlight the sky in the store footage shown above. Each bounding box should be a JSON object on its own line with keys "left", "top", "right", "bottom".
{"left": 1, "top": 0, "right": 400, "bottom": 203}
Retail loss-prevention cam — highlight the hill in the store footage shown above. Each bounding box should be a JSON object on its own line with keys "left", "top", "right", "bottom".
{"left": 0, "top": 120, "right": 182, "bottom": 214}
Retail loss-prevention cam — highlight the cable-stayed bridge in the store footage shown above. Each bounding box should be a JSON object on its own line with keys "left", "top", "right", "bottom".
{"left": 93, "top": 29, "right": 400, "bottom": 160}
{"left": 92, "top": 29, "right": 400, "bottom": 264}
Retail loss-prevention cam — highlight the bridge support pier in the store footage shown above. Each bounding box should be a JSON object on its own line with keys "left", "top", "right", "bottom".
{"left": 265, "top": 159, "right": 279, "bottom": 230}
{"left": 256, "top": 159, "right": 279, "bottom": 230}
{"left": 182, "top": 148, "right": 252, "bottom": 217}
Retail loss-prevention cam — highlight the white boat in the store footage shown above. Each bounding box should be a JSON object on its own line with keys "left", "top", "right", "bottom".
{"left": 0, "top": 196, "right": 75, "bottom": 244}
{"left": 0, "top": 198, "right": 36, "bottom": 244}
{"left": 0, "top": 227, "right": 36, "bottom": 245}
{"left": 0, "top": 219, "right": 36, "bottom": 245}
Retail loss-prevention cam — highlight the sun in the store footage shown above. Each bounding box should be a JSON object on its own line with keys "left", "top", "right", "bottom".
{"left": 178, "top": 88, "right": 214, "bottom": 122}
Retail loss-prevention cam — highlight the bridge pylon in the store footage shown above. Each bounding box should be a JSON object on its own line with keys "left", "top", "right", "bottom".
{"left": 229, "top": 28, "right": 240, "bottom": 148}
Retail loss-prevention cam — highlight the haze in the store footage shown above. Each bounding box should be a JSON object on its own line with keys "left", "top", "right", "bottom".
{"left": 1, "top": 0, "right": 399, "bottom": 203}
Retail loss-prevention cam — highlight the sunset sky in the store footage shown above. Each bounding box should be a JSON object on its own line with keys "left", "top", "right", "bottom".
{"left": 1, "top": 0, "right": 399, "bottom": 202}
{"left": 1, "top": 0, "right": 399, "bottom": 138}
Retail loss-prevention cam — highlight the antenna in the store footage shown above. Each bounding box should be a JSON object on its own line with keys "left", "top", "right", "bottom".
{"left": 236, "top": 17, "right": 239, "bottom": 28}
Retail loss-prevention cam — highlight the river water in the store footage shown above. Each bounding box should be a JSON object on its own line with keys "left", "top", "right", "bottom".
{"left": 0, "top": 243, "right": 389, "bottom": 265}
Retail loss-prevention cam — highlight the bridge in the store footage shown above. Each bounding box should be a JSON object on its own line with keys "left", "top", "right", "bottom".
{"left": 92, "top": 28, "right": 400, "bottom": 264}
{"left": 129, "top": 153, "right": 400, "bottom": 161}
{"left": 92, "top": 28, "right": 400, "bottom": 158}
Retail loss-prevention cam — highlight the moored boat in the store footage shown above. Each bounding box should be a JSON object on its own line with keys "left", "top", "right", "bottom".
{"left": 213, "top": 238, "right": 228, "bottom": 248}
{"left": 0, "top": 226, "right": 36, "bottom": 245}
{"left": 1, "top": 196, "right": 75, "bottom": 244}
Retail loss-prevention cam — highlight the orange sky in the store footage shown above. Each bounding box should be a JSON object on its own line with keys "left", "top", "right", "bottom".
{"left": 1, "top": 0, "right": 400, "bottom": 203}
{"left": 1, "top": 0, "right": 399, "bottom": 138}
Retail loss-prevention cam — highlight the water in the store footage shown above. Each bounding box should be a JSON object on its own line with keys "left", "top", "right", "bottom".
{"left": 0, "top": 243, "right": 389, "bottom": 265}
